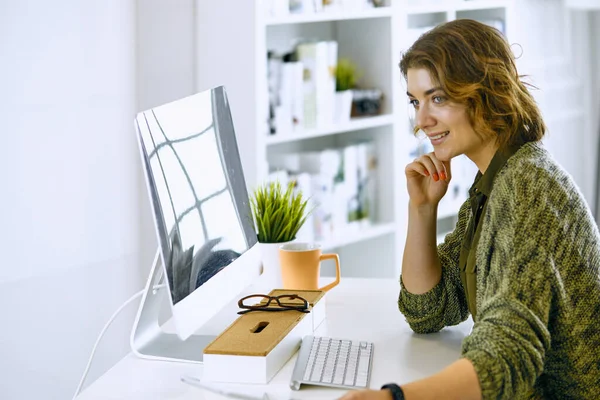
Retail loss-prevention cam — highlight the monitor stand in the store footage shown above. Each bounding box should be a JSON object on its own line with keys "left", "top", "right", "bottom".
{"left": 130, "top": 249, "right": 215, "bottom": 363}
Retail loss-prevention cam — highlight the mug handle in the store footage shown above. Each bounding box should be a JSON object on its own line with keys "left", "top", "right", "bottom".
{"left": 318, "top": 253, "right": 341, "bottom": 292}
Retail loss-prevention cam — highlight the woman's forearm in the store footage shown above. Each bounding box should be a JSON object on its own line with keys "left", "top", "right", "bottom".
{"left": 402, "top": 358, "right": 482, "bottom": 400}
{"left": 401, "top": 202, "right": 442, "bottom": 294}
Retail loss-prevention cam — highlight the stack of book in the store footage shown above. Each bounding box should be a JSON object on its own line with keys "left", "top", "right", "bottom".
{"left": 267, "top": 40, "right": 338, "bottom": 136}
{"left": 268, "top": 141, "right": 377, "bottom": 242}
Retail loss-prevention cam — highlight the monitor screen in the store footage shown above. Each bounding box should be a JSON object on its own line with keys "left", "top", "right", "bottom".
{"left": 135, "top": 86, "right": 257, "bottom": 305}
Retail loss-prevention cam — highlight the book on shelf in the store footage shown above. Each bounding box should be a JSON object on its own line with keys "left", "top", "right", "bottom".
{"left": 268, "top": 141, "right": 377, "bottom": 243}
{"left": 296, "top": 41, "right": 332, "bottom": 130}
{"left": 267, "top": 39, "right": 338, "bottom": 136}
{"left": 275, "top": 61, "right": 304, "bottom": 135}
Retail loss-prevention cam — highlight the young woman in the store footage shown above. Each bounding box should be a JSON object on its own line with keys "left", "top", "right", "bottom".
{"left": 341, "top": 19, "right": 600, "bottom": 400}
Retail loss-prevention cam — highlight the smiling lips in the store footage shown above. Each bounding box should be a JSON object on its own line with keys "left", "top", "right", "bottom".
{"left": 428, "top": 131, "right": 449, "bottom": 143}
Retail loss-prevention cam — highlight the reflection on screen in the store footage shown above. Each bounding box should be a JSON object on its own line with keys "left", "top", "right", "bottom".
{"left": 136, "top": 89, "right": 248, "bottom": 304}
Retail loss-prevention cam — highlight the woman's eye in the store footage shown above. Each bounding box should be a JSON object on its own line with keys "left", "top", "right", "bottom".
{"left": 408, "top": 99, "right": 419, "bottom": 108}
{"left": 432, "top": 95, "right": 446, "bottom": 104}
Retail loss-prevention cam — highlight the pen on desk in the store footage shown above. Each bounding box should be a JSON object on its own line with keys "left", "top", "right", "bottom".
{"left": 180, "top": 375, "right": 268, "bottom": 400}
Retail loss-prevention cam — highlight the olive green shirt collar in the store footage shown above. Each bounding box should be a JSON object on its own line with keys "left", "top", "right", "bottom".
{"left": 471, "top": 144, "right": 522, "bottom": 197}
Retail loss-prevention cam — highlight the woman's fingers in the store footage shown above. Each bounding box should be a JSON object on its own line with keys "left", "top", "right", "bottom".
{"left": 442, "top": 159, "right": 452, "bottom": 181}
{"left": 424, "top": 152, "right": 447, "bottom": 180}
{"left": 405, "top": 159, "right": 430, "bottom": 177}
{"left": 409, "top": 153, "right": 449, "bottom": 181}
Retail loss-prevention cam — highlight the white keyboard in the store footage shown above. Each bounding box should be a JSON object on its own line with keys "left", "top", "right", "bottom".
{"left": 290, "top": 335, "right": 374, "bottom": 391}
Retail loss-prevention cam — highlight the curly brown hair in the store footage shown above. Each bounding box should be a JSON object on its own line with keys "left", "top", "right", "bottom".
{"left": 399, "top": 19, "right": 546, "bottom": 149}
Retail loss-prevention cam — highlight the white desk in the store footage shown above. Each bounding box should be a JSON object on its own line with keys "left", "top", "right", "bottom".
{"left": 78, "top": 278, "right": 473, "bottom": 400}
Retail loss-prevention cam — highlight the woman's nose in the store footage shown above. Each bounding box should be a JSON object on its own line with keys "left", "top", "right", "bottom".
{"left": 415, "top": 103, "right": 435, "bottom": 130}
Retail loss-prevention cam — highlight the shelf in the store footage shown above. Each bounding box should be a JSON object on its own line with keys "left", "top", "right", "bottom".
{"left": 196, "top": 0, "right": 516, "bottom": 279}
{"left": 407, "top": 0, "right": 509, "bottom": 15}
{"left": 321, "top": 222, "right": 396, "bottom": 250}
{"left": 264, "top": 6, "right": 392, "bottom": 26}
{"left": 265, "top": 114, "right": 394, "bottom": 145}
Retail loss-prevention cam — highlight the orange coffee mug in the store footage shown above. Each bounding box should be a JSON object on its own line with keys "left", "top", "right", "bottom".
{"left": 278, "top": 242, "right": 341, "bottom": 292}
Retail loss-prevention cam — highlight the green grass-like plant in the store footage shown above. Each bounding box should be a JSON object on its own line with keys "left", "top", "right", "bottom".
{"left": 250, "top": 180, "right": 311, "bottom": 243}
{"left": 335, "top": 58, "right": 362, "bottom": 92}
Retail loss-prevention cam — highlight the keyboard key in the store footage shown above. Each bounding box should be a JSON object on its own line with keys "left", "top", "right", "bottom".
{"left": 358, "top": 354, "right": 371, "bottom": 374}
{"left": 355, "top": 375, "right": 368, "bottom": 387}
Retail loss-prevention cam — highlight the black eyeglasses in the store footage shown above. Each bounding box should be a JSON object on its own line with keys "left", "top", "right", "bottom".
{"left": 237, "top": 294, "right": 310, "bottom": 315}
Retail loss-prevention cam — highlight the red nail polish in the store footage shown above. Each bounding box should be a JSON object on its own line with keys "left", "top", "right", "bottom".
{"left": 433, "top": 173, "right": 439, "bottom": 181}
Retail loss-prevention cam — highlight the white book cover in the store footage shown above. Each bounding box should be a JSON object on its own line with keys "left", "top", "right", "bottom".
{"left": 314, "top": 41, "right": 330, "bottom": 129}
{"left": 310, "top": 173, "right": 335, "bottom": 242}
{"left": 343, "top": 145, "right": 360, "bottom": 233}
{"left": 296, "top": 41, "right": 329, "bottom": 130}
{"left": 325, "top": 41, "right": 338, "bottom": 126}
{"left": 292, "top": 172, "right": 315, "bottom": 242}
{"left": 292, "top": 148, "right": 339, "bottom": 177}
{"left": 276, "top": 62, "right": 298, "bottom": 135}
{"left": 356, "top": 141, "right": 377, "bottom": 224}
{"left": 291, "top": 61, "right": 304, "bottom": 132}
{"left": 300, "top": 149, "right": 342, "bottom": 242}
{"left": 267, "top": 55, "right": 283, "bottom": 135}
{"left": 269, "top": 152, "right": 302, "bottom": 174}
{"left": 296, "top": 42, "right": 317, "bottom": 130}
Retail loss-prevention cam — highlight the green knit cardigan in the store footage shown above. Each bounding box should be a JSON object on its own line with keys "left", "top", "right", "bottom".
{"left": 398, "top": 142, "right": 600, "bottom": 399}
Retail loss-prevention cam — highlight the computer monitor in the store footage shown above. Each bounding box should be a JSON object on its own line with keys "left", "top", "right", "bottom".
{"left": 130, "top": 86, "right": 263, "bottom": 362}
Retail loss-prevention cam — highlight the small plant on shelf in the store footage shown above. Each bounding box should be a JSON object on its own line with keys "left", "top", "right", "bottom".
{"left": 335, "top": 58, "right": 362, "bottom": 92}
{"left": 249, "top": 180, "right": 311, "bottom": 244}
{"left": 334, "top": 58, "right": 362, "bottom": 122}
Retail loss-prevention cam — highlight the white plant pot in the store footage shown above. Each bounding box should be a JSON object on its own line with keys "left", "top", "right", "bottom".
{"left": 334, "top": 90, "right": 353, "bottom": 124}
{"left": 258, "top": 241, "right": 293, "bottom": 291}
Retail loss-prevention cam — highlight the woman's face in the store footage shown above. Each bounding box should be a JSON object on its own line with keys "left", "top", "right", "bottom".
{"left": 406, "top": 68, "right": 496, "bottom": 171}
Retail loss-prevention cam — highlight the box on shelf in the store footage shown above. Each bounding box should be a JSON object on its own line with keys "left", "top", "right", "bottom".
{"left": 351, "top": 89, "right": 383, "bottom": 117}
{"left": 202, "top": 289, "right": 326, "bottom": 384}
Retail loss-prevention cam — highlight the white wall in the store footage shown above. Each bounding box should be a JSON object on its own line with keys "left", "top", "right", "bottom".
{"left": 511, "top": 0, "right": 592, "bottom": 205}
{"left": 135, "top": 0, "right": 196, "bottom": 285}
{"left": 569, "top": 8, "right": 600, "bottom": 213}
{"left": 0, "top": 1, "right": 141, "bottom": 399}
{"left": 582, "top": 10, "right": 600, "bottom": 216}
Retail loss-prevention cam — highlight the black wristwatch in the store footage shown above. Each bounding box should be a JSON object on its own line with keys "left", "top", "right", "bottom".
{"left": 381, "top": 383, "right": 405, "bottom": 400}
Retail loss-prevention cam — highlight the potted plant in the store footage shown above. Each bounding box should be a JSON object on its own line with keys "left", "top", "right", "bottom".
{"left": 249, "top": 180, "right": 312, "bottom": 288}
{"left": 250, "top": 180, "right": 310, "bottom": 243}
{"left": 334, "top": 58, "right": 361, "bottom": 123}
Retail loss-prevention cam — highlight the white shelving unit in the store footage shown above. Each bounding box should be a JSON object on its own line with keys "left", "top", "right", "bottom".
{"left": 195, "top": 0, "right": 514, "bottom": 279}
{"left": 265, "top": 114, "right": 394, "bottom": 145}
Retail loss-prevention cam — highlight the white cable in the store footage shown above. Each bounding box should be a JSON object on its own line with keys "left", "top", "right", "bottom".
{"left": 72, "top": 284, "right": 166, "bottom": 399}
